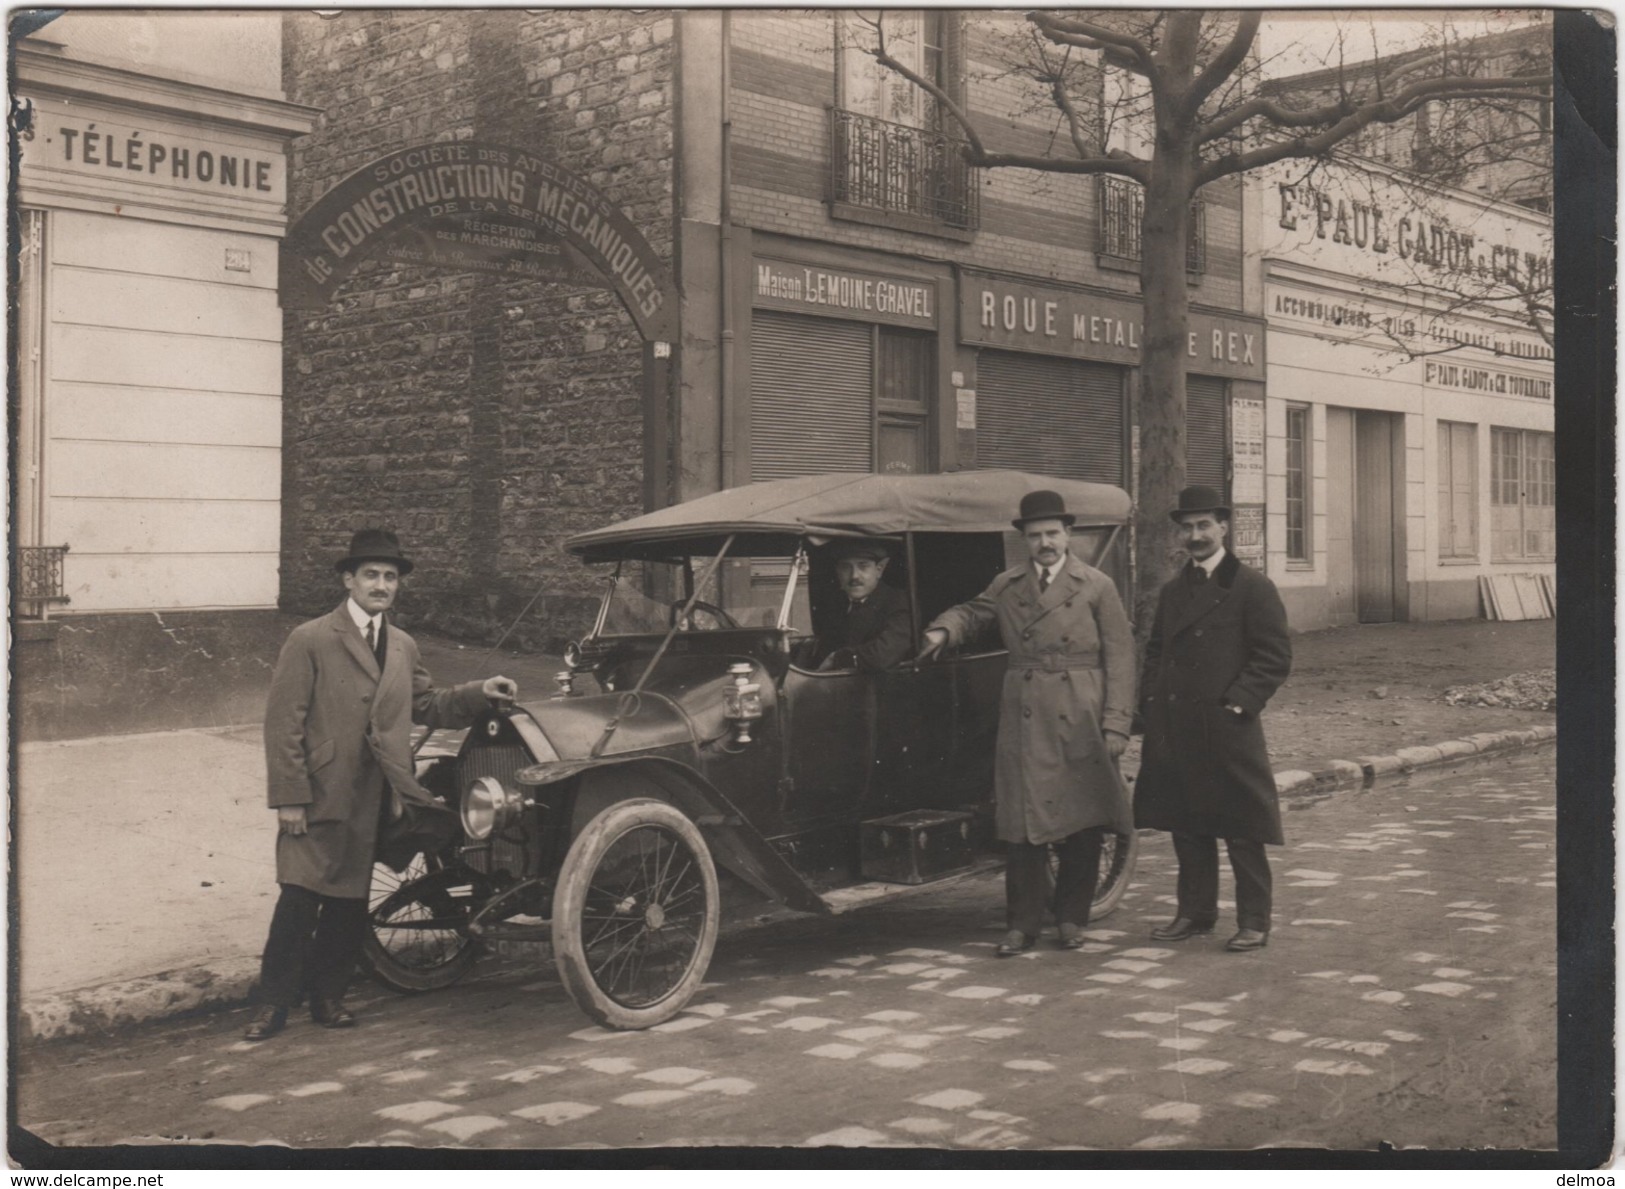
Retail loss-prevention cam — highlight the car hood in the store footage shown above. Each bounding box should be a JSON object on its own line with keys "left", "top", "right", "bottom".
{"left": 519, "top": 690, "right": 698, "bottom": 761}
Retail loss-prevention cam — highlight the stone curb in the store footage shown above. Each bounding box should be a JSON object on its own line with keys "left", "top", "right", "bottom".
{"left": 1272, "top": 722, "right": 1556, "bottom": 796}
{"left": 22, "top": 722, "right": 1557, "bottom": 1045}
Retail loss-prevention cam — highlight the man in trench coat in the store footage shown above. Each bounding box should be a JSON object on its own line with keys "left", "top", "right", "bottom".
{"left": 1134, "top": 486, "right": 1292, "bottom": 953}
{"left": 920, "top": 490, "right": 1135, "bottom": 956}
{"left": 243, "top": 528, "right": 518, "bottom": 1040}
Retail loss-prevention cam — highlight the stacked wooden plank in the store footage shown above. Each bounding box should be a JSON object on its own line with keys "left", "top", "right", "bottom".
{"left": 1480, "top": 573, "right": 1556, "bottom": 621}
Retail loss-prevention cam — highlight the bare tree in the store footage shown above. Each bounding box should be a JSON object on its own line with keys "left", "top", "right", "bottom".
{"left": 862, "top": 9, "right": 1551, "bottom": 627}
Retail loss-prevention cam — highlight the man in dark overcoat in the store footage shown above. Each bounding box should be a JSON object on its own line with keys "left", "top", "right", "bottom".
{"left": 243, "top": 529, "right": 518, "bottom": 1040}
{"left": 920, "top": 490, "right": 1135, "bottom": 955}
{"left": 810, "top": 537, "right": 913, "bottom": 672}
{"left": 1134, "top": 486, "right": 1292, "bottom": 953}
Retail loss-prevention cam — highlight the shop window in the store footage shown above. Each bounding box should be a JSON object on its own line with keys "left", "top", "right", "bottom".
{"left": 1490, "top": 427, "right": 1554, "bottom": 562}
{"left": 1097, "top": 176, "right": 1206, "bottom": 272}
{"left": 749, "top": 312, "right": 933, "bottom": 482}
{"left": 832, "top": 12, "right": 977, "bottom": 232}
{"left": 1437, "top": 421, "right": 1478, "bottom": 560}
{"left": 1285, "top": 405, "right": 1311, "bottom": 562}
{"left": 1185, "top": 374, "right": 1229, "bottom": 497}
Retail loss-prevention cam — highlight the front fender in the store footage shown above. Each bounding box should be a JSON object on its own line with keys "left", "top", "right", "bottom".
{"left": 516, "top": 755, "right": 828, "bottom": 916}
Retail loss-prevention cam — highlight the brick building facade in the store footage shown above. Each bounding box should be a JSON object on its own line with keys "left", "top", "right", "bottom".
{"left": 279, "top": 10, "right": 674, "bottom": 644}
{"left": 279, "top": 10, "right": 1261, "bottom": 646}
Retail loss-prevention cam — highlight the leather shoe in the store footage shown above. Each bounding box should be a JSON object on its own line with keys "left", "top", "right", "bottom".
{"left": 995, "top": 930, "right": 1036, "bottom": 957}
{"left": 310, "top": 997, "right": 357, "bottom": 1028}
{"left": 1225, "top": 928, "right": 1270, "bottom": 952}
{"left": 1056, "top": 923, "right": 1087, "bottom": 950}
{"left": 243, "top": 1005, "right": 288, "bottom": 1041}
{"left": 1150, "top": 917, "right": 1216, "bottom": 942}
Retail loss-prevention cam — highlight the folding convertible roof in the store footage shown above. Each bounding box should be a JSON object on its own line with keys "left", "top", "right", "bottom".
{"left": 566, "top": 470, "right": 1132, "bottom": 563}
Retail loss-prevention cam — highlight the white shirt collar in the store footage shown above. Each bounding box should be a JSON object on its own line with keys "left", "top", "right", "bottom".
{"left": 346, "top": 597, "right": 382, "bottom": 633}
{"left": 1036, "top": 553, "right": 1068, "bottom": 584}
{"left": 1194, "top": 547, "right": 1226, "bottom": 577}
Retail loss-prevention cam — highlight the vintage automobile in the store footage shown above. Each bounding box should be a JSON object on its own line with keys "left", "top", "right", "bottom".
{"left": 362, "top": 470, "right": 1140, "bottom": 1029}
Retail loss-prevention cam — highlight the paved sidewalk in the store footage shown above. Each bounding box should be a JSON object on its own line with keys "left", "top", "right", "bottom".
{"left": 11, "top": 621, "right": 1555, "bottom": 1042}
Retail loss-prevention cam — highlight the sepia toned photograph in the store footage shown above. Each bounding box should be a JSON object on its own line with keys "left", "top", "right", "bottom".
{"left": 7, "top": 5, "right": 1608, "bottom": 1165}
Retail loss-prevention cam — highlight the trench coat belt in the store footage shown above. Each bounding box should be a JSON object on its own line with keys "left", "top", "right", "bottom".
{"left": 1007, "top": 651, "right": 1102, "bottom": 672}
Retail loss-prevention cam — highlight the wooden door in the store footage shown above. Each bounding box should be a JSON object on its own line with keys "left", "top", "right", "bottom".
{"left": 1354, "top": 411, "right": 1397, "bottom": 623}
{"left": 1324, "top": 408, "right": 1357, "bottom": 626}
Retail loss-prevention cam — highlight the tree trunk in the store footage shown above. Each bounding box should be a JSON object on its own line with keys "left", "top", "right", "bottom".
{"left": 1133, "top": 139, "right": 1195, "bottom": 638}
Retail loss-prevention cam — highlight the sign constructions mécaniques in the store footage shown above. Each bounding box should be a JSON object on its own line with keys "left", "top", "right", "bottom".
{"left": 282, "top": 142, "right": 677, "bottom": 342}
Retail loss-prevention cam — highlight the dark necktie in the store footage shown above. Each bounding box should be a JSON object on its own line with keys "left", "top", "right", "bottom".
{"left": 1038, "top": 568, "right": 1051, "bottom": 594}
{"left": 366, "top": 618, "right": 386, "bottom": 669}
{"left": 1190, "top": 564, "right": 1208, "bottom": 585}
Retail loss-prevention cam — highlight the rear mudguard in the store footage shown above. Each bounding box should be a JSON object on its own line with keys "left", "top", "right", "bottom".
{"left": 515, "top": 755, "right": 830, "bottom": 916}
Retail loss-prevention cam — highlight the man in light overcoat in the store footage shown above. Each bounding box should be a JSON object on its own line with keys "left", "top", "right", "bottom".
{"left": 920, "top": 490, "right": 1135, "bottom": 956}
{"left": 244, "top": 528, "right": 517, "bottom": 1040}
{"left": 1135, "top": 486, "right": 1292, "bottom": 953}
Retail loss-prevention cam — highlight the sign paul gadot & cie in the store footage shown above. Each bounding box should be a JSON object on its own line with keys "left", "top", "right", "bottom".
{"left": 281, "top": 141, "right": 678, "bottom": 342}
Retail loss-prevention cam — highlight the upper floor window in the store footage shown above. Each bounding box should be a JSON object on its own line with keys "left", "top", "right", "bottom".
{"left": 831, "top": 12, "right": 978, "bottom": 234}
{"left": 1097, "top": 175, "right": 1207, "bottom": 272}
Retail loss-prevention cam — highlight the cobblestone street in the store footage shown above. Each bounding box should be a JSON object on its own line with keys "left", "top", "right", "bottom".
{"left": 17, "top": 747, "right": 1556, "bottom": 1154}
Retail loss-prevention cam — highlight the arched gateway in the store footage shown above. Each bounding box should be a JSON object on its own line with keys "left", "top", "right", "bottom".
{"left": 280, "top": 141, "right": 678, "bottom": 344}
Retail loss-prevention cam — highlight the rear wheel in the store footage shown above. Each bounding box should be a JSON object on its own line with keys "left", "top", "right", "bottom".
{"left": 1046, "top": 828, "right": 1139, "bottom": 923}
{"left": 1090, "top": 829, "right": 1138, "bottom": 920}
{"left": 552, "top": 798, "right": 719, "bottom": 1030}
{"left": 360, "top": 854, "right": 487, "bottom": 993}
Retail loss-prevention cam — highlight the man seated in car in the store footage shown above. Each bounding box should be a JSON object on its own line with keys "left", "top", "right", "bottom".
{"left": 808, "top": 537, "right": 913, "bottom": 672}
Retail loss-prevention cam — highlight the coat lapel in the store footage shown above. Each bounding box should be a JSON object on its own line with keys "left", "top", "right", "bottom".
{"left": 1166, "top": 555, "right": 1235, "bottom": 638}
{"left": 1020, "top": 555, "right": 1085, "bottom": 630}
{"left": 330, "top": 601, "right": 382, "bottom": 681}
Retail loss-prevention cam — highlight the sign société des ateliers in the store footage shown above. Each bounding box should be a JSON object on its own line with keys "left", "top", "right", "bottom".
{"left": 281, "top": 142, "right": 677, "bottom": 342}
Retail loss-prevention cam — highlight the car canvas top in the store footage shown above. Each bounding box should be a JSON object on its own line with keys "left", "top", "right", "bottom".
{"left": 565, "top": 470, "right": 1132, "bottom": 562}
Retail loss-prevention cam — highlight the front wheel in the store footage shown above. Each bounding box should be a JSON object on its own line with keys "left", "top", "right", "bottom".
{"left": 360, "top": 853, "right": 488, "bottom": 993}
{"left": 1090, "top": 829, "right": 1139, "bottom": 920}
{"left": 552, "top": 798, "right": 720, "bottom": 1030}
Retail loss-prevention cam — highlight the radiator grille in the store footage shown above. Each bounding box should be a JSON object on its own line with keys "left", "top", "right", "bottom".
{"left": 459, "top": 742, "right": 532, "bottom": 877}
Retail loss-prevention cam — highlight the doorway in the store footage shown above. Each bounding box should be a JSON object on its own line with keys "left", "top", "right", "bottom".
{"left": 1325, "top": 408, "right": 1404, "bottom": 624}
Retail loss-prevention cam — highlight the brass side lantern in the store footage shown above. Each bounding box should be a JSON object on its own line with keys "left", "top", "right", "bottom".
{"left": 723, "top": 662, "right": 763, "bottom": 745}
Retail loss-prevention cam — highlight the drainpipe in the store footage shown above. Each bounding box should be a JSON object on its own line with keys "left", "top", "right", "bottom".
{"left": 718, "top": 10, "right": 735, "bottom": 491}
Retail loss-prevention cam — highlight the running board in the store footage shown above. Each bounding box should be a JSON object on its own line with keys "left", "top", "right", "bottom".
{"left": 817, "top": 856, "right": 1003, "bottom": 916}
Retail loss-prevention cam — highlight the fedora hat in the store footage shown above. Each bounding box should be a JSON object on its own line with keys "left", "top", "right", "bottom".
{"left": 1169, "top": 485, "right": 1231, "bottom": 522}
{"left": 336, "top": 527, "right": 414, "bottom": 576}
{"left": 1012, "top": 489, "right": 1075, "bottom": 530}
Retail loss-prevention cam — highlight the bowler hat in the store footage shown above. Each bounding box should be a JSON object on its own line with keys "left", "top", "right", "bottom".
{"left": 827, "top": 537, "right": 893, "bottom": 562}
{"left": 1169, "top": 485, "right": 1231, "bottom": 522}
{"left": 1012, "top": 489, "right": 1075, "bottom": 530}
{"left": 336, "top": 527, "right": 415, "bottom": 576}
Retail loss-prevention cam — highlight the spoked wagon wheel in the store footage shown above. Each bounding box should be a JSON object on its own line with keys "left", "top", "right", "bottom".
{"left": 361, "top": 853, "right": 489, "bottom": 993}
{"left": 552, "top": 798, "right": 720, "bottom": 1030}
{"left": 1047, "top": 829, "right": 1140, "bottom": 922}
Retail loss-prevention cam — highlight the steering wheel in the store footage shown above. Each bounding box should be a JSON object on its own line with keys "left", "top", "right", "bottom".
{"left": 669, "top": 599, "right": 740, "bottom": 630}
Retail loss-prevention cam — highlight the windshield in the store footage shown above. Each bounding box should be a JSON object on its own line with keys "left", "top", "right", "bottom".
{"left": 595, "top": 555, "right": 811, "bottom": 637}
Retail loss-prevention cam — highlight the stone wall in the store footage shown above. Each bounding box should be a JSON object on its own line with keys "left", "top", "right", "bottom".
{"left": 280, "top": 10, "right": 674, "bottom": 650}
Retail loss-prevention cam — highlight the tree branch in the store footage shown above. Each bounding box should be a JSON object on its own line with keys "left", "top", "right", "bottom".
{"left": 1189, "top": 12, "right": 1261, "bottom": 118}
{"left": 863, "top": 17, "right": 988, "bottom": 163}
{"left": 1049, "top": 71, "right": 1097, "bottom": 160}
{"left": 1028, "top": 11, "right": 1155, "bottom": 76}
{"left": 1197, "top": 73, "right": 1551, "bottom": 185}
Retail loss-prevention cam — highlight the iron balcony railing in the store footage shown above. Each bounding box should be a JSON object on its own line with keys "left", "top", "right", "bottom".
{"left": 1098, "top": 175, "right": 1207, "bottom": 272}
{"left": 17, "top": 544, "right": 69, "bottom": 620}
{"left": 830, "top": 108, "right": 979, "bottom": 231}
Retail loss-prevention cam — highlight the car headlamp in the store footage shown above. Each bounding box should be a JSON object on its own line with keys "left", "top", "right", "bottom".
{"left": 460, "top": 775, "right": 524, "bottom": 841}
